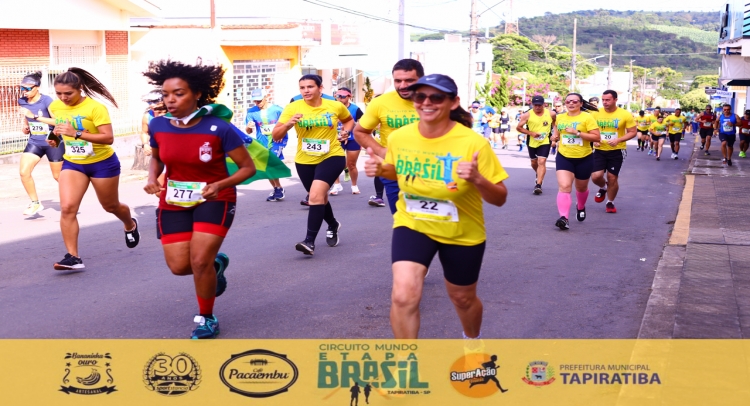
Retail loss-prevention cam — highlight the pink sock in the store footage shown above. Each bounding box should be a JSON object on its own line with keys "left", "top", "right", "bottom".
{"left": 557, "top": 192, "right": 571, "bottom": 218}
{"left": 576, "top": 190, "right": 589, "bottom": 210}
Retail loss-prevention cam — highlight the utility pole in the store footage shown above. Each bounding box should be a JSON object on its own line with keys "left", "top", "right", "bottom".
{"left": 210, "top": 0, "right": 216, "bottom": 29}
{"left": 398, "top": 0, "right": 405, "bottom": 59}
{"left": 627, "top": 59, "right": 634, "bottom": 109}
{"left": 607, "top": 43, "right": 613, "bottom": 90}
{"left": 570, "top": 18, "right": 577, "bottom": 92}
{"left": 468, "top": 0, "right": 478, "bottom": 103}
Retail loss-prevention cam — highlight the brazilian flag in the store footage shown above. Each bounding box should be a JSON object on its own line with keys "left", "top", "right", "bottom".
{"left": 173, "top": 104, "right": 291, "bottom": 184}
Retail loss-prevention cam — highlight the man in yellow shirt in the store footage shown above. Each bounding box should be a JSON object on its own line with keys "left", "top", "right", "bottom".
{"left": 635, "top": 110, "right": 652, "bottom": 152}
{"left": 354, "top": 59, "right": 423, "bottom": 214}
{"left": 665, "top": 108, "right": 687, "bottom": 159}
{"left": 591, "top": 90, "right": 637, "bottom": 214}
{"left": 516, "top": 95, "right": 556, "bottom": 195}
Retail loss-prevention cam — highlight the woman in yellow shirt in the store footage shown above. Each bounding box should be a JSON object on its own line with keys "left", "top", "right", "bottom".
{"left": 39, "top": 68, "right": 140, "bottom": 270}
{"left": 273, "top": 75, "right": 354, "bottom": 256}
{"left": 649, "top": 115, "right": 668, "bottom": 161}
{"left": 550, "top": 93, "right": 600, "bottom": 230}
{"left": 364, "top": 74, "right": 508, "bottom": 339}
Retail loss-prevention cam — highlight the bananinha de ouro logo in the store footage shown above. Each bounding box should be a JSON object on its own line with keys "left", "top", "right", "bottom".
{"left": 143, "top": 352, "right": 201, "bottom": 396}
{"left": 318, "top": 343, "right": 431, "bottom": 403}
{"left": 219, "top": 349, "right": 299, "bottom": 398}
{"left": 60, "top": 352, "right": 116, "bottom": 395}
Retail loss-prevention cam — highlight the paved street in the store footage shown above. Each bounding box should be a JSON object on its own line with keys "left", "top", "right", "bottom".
{"left": 0, "top": 138, "right": 692, "bottom": 339}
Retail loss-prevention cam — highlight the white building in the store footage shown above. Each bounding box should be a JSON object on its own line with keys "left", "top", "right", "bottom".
{"left": 717, "top": 0, "right": 749, "bottom": 111}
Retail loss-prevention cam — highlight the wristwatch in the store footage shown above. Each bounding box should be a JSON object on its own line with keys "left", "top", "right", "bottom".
{"left": 576, "top": 130, "right": 581, "bottom": 136}
{"left": 75, "top": 131, "right": 83, "bottom": 139}
{"left": 33, "top": 115, "right": 39, "bottom": 121}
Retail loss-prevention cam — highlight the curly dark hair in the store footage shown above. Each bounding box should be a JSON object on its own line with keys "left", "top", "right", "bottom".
{"left": 143, "top": 59, "right": 226, "bottom": 107}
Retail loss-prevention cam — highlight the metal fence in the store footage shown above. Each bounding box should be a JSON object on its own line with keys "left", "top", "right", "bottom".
{"left": 0, "top": 63, "right": 142, "bottom": 155}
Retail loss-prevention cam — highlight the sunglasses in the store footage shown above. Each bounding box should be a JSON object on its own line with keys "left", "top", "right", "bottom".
{"left": 554, "top": 105, "right": 563, "bottom": 107}
{"left": 565, "top": 100, "right": 580, "bottom": 104}
{"left": 336, "top": 94, "right": 351, "bottom": 99}
{"left": 413, "top": 92, "right": 448, "bottom": 104}
{"left": 20, "top": 86, "right": 36, "bottom": 92}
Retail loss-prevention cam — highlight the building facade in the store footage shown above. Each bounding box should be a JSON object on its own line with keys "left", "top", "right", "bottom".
{"left": 717, "top": 0, "right": 750, "bottom": 111}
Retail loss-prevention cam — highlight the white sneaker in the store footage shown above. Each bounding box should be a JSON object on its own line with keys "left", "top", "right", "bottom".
{"left": 23, "top": 201, "right": 43, "bottom": 216}
{"left": 329, "top": 183, "right": 344, "bottom": 195}
{"left": 351, "top": 185, "right": 360, "bottom": 194}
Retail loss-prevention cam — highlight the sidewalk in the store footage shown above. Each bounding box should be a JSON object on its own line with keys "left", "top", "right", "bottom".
{"left": 639, "top": 136, "right": 750, "bottom": 338}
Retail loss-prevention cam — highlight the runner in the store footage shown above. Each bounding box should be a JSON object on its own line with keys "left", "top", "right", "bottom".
{"left": 273, "top": 74, "right": 354, "bottom": 255}
{"left": 469, "top": 101, "right": 485, "bottom": 136}
{"left": 498, "top": 110, "right": 511, "bottom": 149}
{"left": 245, "top": 88, "right": 288, "bottom": 201}
{"left": 42, "top": 67, "right": 140, "bottom": 270}
{"left": 588, "top": 96, "right": 600, "bottom": 110}
{"left": 329, "top": 87, "right": 364, "bottom": 195}
{"left": 353, "top": 58, "right": 424, "bottom": 214}
{"left": 550, "top": 93, "right": 600, "bottom": 230}
{"left": 143, "top": 60, "right": 256, "bottom": 339}
{"left": 697, "top": 104, "right": 716, "bottom": 155}
{"left": 363, "top": 74, "right": 508, "bottom": 339}
{"left": 714, "top": 103, "right": 740, "bottom": 166}
{"left": 591, "top": 90, "right": 637, "bottom": 214}
{"left": 16, "top": 71, "right": 62, "bottom": 216}
{"left": 739, "top": 110, "right": 750, "bottom": 158}
{"left": 649, "top": 114, "right": 668, "bottom": 161}
{"left": 487, "top": 109, "right": 501, "bottom": 148}
{"left": 516, "top": 95, "right": 556, "bottom": 195}
{"left": 481, "top": 101, "right": 496, "bottom": 143}
{"left": 634, "top": 110, "right": 652, "bottom": 152}
{"left": 665, "top": 108, "right": 687, "bottom": 160}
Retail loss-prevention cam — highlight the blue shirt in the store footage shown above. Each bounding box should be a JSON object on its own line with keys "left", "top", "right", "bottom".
{"left": 719, "top": 114, "right": 737, "bottom": 135}
{"left": 338, "top": 102, "right": 363, "bottom": 140}
{"left": 482, "top": 106, "right": 496, "bottom": 129}
{"left": 244, "top": 105, "right": 288, "bottom": 148}
{"left": 19, "top": 94, "right": 54, "bottom": 141}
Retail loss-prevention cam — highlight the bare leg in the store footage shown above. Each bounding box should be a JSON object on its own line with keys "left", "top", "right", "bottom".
{"left": 19, "top": 153, "right": 42, "bottom": 201}
{"left": 445, "top": 281, "right": 483, "bottom": 338}
{"left": 58, "top": 169, "right": 91, "bottom": 257}
{"left": 390, "top": 261, "right": 427, "bottom": 339}
{"left": 90, "top": 176, "right": 136, "bottom": 230}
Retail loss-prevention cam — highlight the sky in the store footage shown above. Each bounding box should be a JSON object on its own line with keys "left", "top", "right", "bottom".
{"left": 151, "top": 0, "right": 725, "bottom": 32}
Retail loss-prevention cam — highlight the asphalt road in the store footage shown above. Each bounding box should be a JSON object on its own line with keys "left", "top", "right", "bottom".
{"left": 0, "top": 137, "right": 692, "bottom": 339}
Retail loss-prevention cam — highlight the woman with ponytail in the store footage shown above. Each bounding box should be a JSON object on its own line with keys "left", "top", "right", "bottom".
{"left": 42, "top": 67, "right": 140, "bottom": 270}
{"left": 550, "top": 92, "right": 601, "bottom": 230}
{"left": 364, "top": 74, "right": 508, "bottom": 339}
{"left": 17, "top": 71, "right": 61, "bottom": 216}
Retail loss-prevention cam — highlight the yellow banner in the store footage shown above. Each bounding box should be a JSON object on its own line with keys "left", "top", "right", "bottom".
{"left": 1, "top": 340, "right": 748, "bottom": 405}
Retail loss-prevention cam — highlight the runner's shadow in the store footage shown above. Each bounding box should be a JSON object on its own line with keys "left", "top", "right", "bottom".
{"left": 40, "top": 200, "right": 61, "bottom": 212}
{"left": 53, "top": 270, "right": 86, "bottom": 276}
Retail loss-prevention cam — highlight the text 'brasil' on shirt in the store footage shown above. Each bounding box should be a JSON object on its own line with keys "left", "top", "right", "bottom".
{"left": 555, "top": 111, "right": 599, "bottom": 159}
{"left": 278, "top": 98, "right": 351, "bottom": 165}
{"left": 358, "top": 91, "right": 418, "bottom": 147}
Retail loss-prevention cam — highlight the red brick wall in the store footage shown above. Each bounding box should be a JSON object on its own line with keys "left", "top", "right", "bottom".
{"left": 0, "top": 29, "right": 49, "bottom": 63}
{"left": 105, "top": 31, "right": 128, "bottom": 56}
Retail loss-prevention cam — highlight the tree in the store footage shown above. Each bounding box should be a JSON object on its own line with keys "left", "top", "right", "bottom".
{"left": 653, "top": 66, "right": 683, "bottom": 99}
{"left": 690, "top": 74, "right": 719, "bottom": 90}
{"left": 532, "top": 34, "right": 557, "bottom": 62}
{"left": 679, "top": 88, "right": 710, "bottom": 111}
{"left": 475, "top": 71, "right": 509, "bottom": 109}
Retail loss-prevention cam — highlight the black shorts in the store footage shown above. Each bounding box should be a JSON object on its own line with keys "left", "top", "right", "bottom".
{"left": 719, "top": 133, "right": 736, "bottom": 147}
{"left": 699, "top": 128, "right": 713, "bottom": 138}
{"left": 391, "top": 226, "right": 485, "bottom": 286}
{"left": 651, "top": 135, "right": 666, "bottom": 142}
{"left": 156, "top": 201, "right": 236, "bottom": 244}
{"left": 668, "top": 133, "right": 682, "bottom": 143}
{"left": 295, "top": 155, "right": 346, "bottom": 191}
{"left": 638, "top": 130, "right": 649, "bottom": 136}
{"left": 528, "top": 144, "right": 551, "bottom": 159}
{"left": 555, "top": 153, "right": 594, "bottom": 180}
{"left": 491, "top": 127, "right": 502, "bottom": 134}
{"left": 593, "top": 149, "right": 626, "bottom": 177}
{"left": 23, "top": 140, "right": 65, "bottom": 162}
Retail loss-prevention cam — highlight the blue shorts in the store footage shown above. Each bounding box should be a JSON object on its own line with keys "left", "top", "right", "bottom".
{"left": 342, "top": 138, "right": 361, "bottom": 151}
{"left": 719, "top": 133, "right": 736, "bottom": 147}
{"left": 62, "top": 153, "right": 121, "bottom": 178}
{"left": 691, "top": 123, "right": 699, "bottom": 133}
{"left": 740, "top": 134, "right": 750, "bottom": 143}
{"left": 381, "top": 177, "right": 400, "bottom": 214}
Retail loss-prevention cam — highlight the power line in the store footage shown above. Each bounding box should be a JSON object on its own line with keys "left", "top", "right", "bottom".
{"left": 301, "top": 0, "right": 458, "bottom": 33}
{"left": 493, "top": 45, "right": 716, "bottom": 57}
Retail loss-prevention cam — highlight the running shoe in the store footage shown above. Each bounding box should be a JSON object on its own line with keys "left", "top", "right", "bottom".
{"left": 673, "top": 155, "right": 678, "bottom": 160}
{"left": 329, "top": 183, "right": 343, "bottom": 196}
{"left": 125, "top": 218, "right": 140, "bottom": 248}
{"left": 343, "top": 168, "right": 351, "bottom": 182}
{"left": 54, "top": 253, "right": 85, "bottom": 271}
{"left": 576, "top": 207, "right": 586, "bottom": 222}
{"left": 368, "top": 196, "right": 385, "bottom": 207}
{"left": 266, "top": 192, "right": 278, "bottom": 202}
{"left": 606, "top": 202, "right": 617, "bottom": 213}
{"left": 295, "top": 240, "right": 315, "bottom": 255}
{"left": 533, "top": 184, "right": 542, "bottom": 195}
{"left": 722, "top": 158, "right": 727, "bottom": 165}
{"left": 214, "top": 252, "right": 229, "bottom": 297}
{"left": 300, "top": 195, "right": 310, "bottom": 206}
{"left": 273, "top": 187, "right": 285, "bottom": 201}
{"left": 191, "top": 315, "right": 219, "bottom": 339}
{"left": 704, "top": 151, "right": 710, "bottom": 156}
{"left": 326, "top": 220, "right": 341, "bottom": 247}
{"left": 740, "top": 152, "right": 747, "bottom": 158}
{"left": 656, "top": 156, "right": 660, "bottom": 161}
{"left": 23, "top": 201, "right": 43, "bottom": 216}
{"left": 700, "top": 144, "right": 705, "bottom": 150}
{"left": 555, "top": 216, "right": 570, "bottom": 230}
{"left": 518, "top": 144, "right": 523, "bottom": 152}
{"left": 594, "top": 188, "right": 607, "bottom": 203}
{"left": 728, "top": 159, "right": 733, "bottom": 166}
{"left": 351, "top": 185, "right": 360, "bottom": 194}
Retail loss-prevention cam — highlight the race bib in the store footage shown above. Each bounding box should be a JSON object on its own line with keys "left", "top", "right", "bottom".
{"left": 601, "top": 131, "right": 616, "bottom": 141}
{"left": 654, "top": 131, "right": 665, "bottom": 135}
{"left": 502, "top": 124, "right": 510, "bottom": 130}
{"left": 29, "top": 121, "right": 49, "bottom": 136}
{"left": 562, "top": 134, "right": 583, "bottom": 146}
{"left": 702, "top": 121, "right": 713, "bottom": 128}
{"left": 722, "top": 122, "right": 734, "bottom": 133}
{"left": 166, "top": 180, "right": 206, "bottom": 207}
{"left": 741, "top": 128, "right": 749, "bottom": 134}
{"left": 302, "top": 138, "right": 330, "bottom": 156}
{"left": 64, "top": 140, "right": 94, "bottom": 160}
{"left": 260, "top": 124, "right": 273, "bottom": 136}
{"left": 534, "top": 132, "right": 547, "bottom": 141}
{"left": 404, "top": 194, "right": 458, "bottom": 222}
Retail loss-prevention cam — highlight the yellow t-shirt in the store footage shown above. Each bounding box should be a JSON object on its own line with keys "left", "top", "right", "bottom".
{"left": 649, "top": 122, "right": 668, "bottom": 136}
{"left": 385, "top": 123, "right": 509, "bottom": 246}
{"left": 279, "top": 99, "right": 351, "bottom": 165}
{"left": 593, "top": 108, "right": 636, "bottom": 151}
{"left": 636, "top": 115, "right": 653, "bottom": 131}
{"left": 358, "top": 90, "right": 418, "bottom": 147}
{"left": 526, "top": 109, "right": 553, "bottom": 148}
{"left": 555, "top": 111, "right": 599, "bottom": 159}
{"left": 665, "top": 115, "right": 687, "bottom": 134}
{"left": 49, "top": 97, "right": 113, "bottom": 164}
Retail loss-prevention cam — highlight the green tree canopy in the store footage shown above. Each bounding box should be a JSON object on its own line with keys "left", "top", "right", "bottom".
{"left": 679, "top": 88, "right": 709, "bottom": 111}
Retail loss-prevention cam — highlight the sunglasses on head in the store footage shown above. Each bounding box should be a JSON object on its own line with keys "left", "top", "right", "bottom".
{"left": 413, "top": 92, "right": 449, "bottom": 104}
{"left": 336, "top": 94, "right": 351, "bottom": 99}
{"left": 20, "top": 86, "right": 36, "bottom": 92}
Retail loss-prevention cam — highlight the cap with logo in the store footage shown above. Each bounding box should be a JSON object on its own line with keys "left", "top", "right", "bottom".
{"left": 531, "top": 95, "right": 545, "bottom": 105}
{"left": 251, "top": 88, "right": 266, "bottom": 101}
{"left": 405, "top": 74, "right": 458, "bottom": 95}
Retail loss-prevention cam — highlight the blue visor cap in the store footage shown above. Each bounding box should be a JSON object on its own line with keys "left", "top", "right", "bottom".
{"left": 405, "top": 74, "right": 458, "bottom": 95}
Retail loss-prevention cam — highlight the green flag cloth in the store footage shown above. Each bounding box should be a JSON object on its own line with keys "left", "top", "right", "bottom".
{"left": 167, "top": 104, "right": 291, "bottom": 184}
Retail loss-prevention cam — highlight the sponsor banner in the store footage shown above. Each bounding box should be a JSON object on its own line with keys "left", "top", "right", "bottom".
{"left": 0, "top": 340, "right": 748, "bottom": 404}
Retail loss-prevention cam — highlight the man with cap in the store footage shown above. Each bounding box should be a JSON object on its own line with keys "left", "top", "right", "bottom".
{"left": 245, "top": 88, "right": 288, "bottom": 201}
{"left": 516, "top": 95, "right": 556, "bottom": 195}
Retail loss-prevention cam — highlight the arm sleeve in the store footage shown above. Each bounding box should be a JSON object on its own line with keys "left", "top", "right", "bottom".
{"left": 585, "top": 114, "right": 600, "bottom": 132}
{"left": 358, "top": 100, "right": 380, "bottom": 130}
{"left": 355, "top": 107, "right": 364, "bottom": 122}
{"left": 477, "top": 141, "right": 509, "bottom": 184}
{"left": 624, "top": 114, "right": 636, "bottom": 128}
{"left": 90, "top": 102, "right": 112, "bottom": 127}
{"left": 338, "top": 103, "right": 352, "bottom": 121}
{"left": 224, "top": 123, "right": 248, "bottom": 153}
{"left": 148, "top": 120, "right": 159, "bottom": 148}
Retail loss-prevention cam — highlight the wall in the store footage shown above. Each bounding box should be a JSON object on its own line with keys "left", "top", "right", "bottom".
{"left": 0, "top": 0, "right": 133, "bottom": 31}
{"left": 0, "top": 29, "right": 50, "bottom": 65}
{"left": 221, "top": 46, "right": 299, "bottom": 70}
